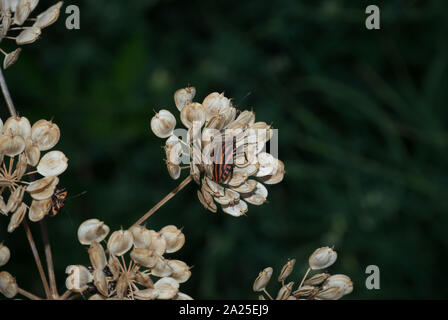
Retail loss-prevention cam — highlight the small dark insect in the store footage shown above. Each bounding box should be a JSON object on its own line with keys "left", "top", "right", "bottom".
{"left": 212, "top": 136, "right": 237, "bottom": 184}
{"left": 49, "top": 187, "right": 68, "bottom": 217}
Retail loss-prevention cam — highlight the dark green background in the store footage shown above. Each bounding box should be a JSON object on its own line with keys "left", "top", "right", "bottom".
{"left": 0, "top": 0, "right": 447, "bottom": 299}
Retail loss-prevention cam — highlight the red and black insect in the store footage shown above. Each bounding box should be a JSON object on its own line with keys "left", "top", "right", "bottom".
{"left": 49, "top": 187, "right": 68, "bottom": 217}
{"left": 212, "top": 136, "right": 237, "bottom": 184}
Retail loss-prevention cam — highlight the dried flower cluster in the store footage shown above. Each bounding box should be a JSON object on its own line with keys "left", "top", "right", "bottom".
{"left": 0, "top": 116, "right": 68, "bottom": 232}
{"left": 253, "top": 247, "right": 353, "bottom": 300}
{"left": 150, "top": 87, "right": 285, "bottom": 217}
{"left": 0, "top": 0, "right": 62, "bottom": 69}
{"left": 0, "top": 242, "right": 17, "bottom": 298}
{"left": 65, "top": 219, "right": 192, "bottom": 300}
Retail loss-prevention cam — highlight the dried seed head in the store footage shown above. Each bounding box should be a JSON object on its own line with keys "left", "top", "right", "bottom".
{"left": 65, "top": 265, "right": 93, "bottom": 293}
{"left": 278, "top": 258, "right": 296, "bottom": 282}
{"left": 174, "top": 86, "right": 196, "bottom": 111}
{"left": 253, "top": 267, "right": 273, "bottom": 292}
{"left": 28, "top": 198, "right": 52, "bottom": 222}
{"left": 0, "top": 271, "right": 17, "bottom": 298}
{"left": 202, "top": 92, "right": 232, "bottom": 121}
{"left": 151, "top": 258, "right": 173, "bottom": 278}
{"left": 33, "top": 1, "right": 62, "bottom": 29}
{"left": 303, "top": 273, "right": 330, "bottom": 286}
{"left": 77, "top": 219, "right": 110, "bottom": 245}
{"left": 314, "top": 286, "right": 345, "bottom": 300}
{"left": 16, "top": 26, "right": 41, "bottom": 45}
{"left": 309, "top": 246, "right": 337, "bottom": 270}
{"left": 276, "top": 281, "right": 294, "bottom": 300}
{"left": 37, "top": 150, "right": 68, "bottom": 177}
{"left": 322, "top": 274, "right": 353, "bottom": 296}
{"left": 135, "top": 272, "right": 154, "bottom": 289}
{"left": 26, "top": 175, "right": 58, "bottom": 200}
{"left": 151, "top": 110, "right": 176, "bottom": 138}
{"left": 180, "top": 102, "right": 206, "bottom": 129}
{"left": 115, "top": 273, "right": 129, "bottom": 299}
{"left": 148, "top": 230, "right": 166, "bottom": 256}
{"left": 167, "top": 260, "right": 191, "bottom": 283}
{"left": 0, "top": 243, "right": 10, "bottom": 267}
{"left": 159, "top": 225, "right": 185, "bottom": 253}
{"left": 154, "top": 277, "right": 179, "bottom": 300}
{"left": 0, "top": 132, "right": 25, "bottom": 156}
{"left": 7, "top": 202, "right": 27, "bottom": 233}
{"left": 31, "top": 119, "right": 60, "bottom": 151}
{"left": 130, "top": 248, "right": 157, "bottom": 268}
{"left": 293, "top": 285, "right": 318, "bottom": 298}
{"left": 107, "top": 229, "right": 133, "bottom": 256}
{"left": 130, "top": 225, "right": 152, "bottom": 249}
{"left": 88, "top": 241, "right": 107, "bottom": 271}
{"left": 3, "top": 48, "right": 21, "bottom": 69}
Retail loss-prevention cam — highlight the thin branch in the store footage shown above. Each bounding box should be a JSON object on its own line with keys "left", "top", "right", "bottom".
{"left": 298, "top": 267, "right": 311, "bottom": 289}
{"left": 60, "top": 289, "right": 72, "bottom": 300}
{"left": 132, "top": 175, "right": 193, "bottom": 227}
{"left": 17, "top": 287, "right": 43, "bottom": 300}
{"left": 0, "top": 68, "right": 17, "bottom": 117}
{"left": 22, "top": 219, "right": 52, "bottom": 299}
{"left": 40, "top": 220, "right": 58, "bottom": 299}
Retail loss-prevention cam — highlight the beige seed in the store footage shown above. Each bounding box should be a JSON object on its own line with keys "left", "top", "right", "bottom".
{"left": 159, "top": 225, "right": 185, "bottom": 253}
{"left": 303, "top": 273, "right": 330, "bottom": 286}
{"left": 180, "top": 102, "right": 206, "bottom": 129}
{"left": 154, "top": 277, "right": 179, "bottom": 300}
{"left": 3, "top": 48, "right": 21, "bottom": 69}
{"left": 278, "top": 259, "right": 296, "bottom": 282}
{"left": 0, "top": 243, "right": 10, "bottom": 267}
{"left": 309, "top": 247, "right": 338, "bottom": 270}
{"left": 0, "top": 271, "right": 18, "bottom": 298}
{"left": 107, "top": 229, "right": 133, "bottom": 256}
{"left": 174, "top": 86, "right": 196, "bottom": 111}
{"left": 65, "top": 265, "right": 93, "bottom": 293}
{"left": 88, "top": 241, "right": 107, "bottom": 271}
{"left": 37, "top": 150, "right": 68, "bottom": 177}
{"left": 0, "top": 133, "right": 25, "bottom": 156}
{"left": 16, "top": 26, "right": 41, "bottom": 45}
{"left": 130, "top": 225, "right": 152, "bottom": 249}
{"left": 276, "top": 281, "right": 294, "bottom": 300}
{"left": 28, "top": 198, "right": 52, "bottom": 222}
{"left": 150, "top": 110, "right": 176, "bottom": 138}
{"left": 253, "top": 267, "right": 273, "bottom": 292}
{"left": 31, "top": 119, "right": 60, "bottom": 151}
{"left": 77, "top": 219, "right": 110, "bottom": 245}
{"left": 130, "top": 248, "right": 157, "bottom": 268}
{"left": 33, "top": 1, "right": 63, "bottom": 29}
{"left": 7, "top": 202, "right": 27, "bottom": 233}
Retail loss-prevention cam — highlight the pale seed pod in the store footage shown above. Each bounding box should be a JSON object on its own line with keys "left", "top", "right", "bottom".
{"left": 260, "top": 159, "right": 285, "bottom": 185}
{"left": 148, "top": 230, "right": 167, "bottom": 256}
{"left": 107, "top": 229, "right": 133, "bottom": 256}
{"left": 322, "top": 274, "right": 353, "bottom": 295}
{"left": 278, "top": 259, "right": 296, "bottom": 282}
{"left": 173, "top": 292, "right": 194, "bottom": 300}
{"left": 0, "top": 133, "right": 25, "bottom": 156}
{"left": 31, "top": 119, "right": 60, "bottom": 151}
{"left": 25, "top": 137, "right": 41, "bottom": 166}
{"left": 16, "top": 26, "right": 41, "bottom": 45}
{"left": 197, "top": 189, "right": 217, "bottom": 213}
{"left": 65, "top": 265, "right": 93, "bottom": 293}
{"left": 3, "top": 48, "right": 21, "bottom": 69}
{"left": 5, "top": 186, "right": 25, "bottom": 213}
{"left": 107, "top": 255, "right": 121, "bottom": 281}
{"left": 130, "top": 248, "right": 157, "bottom": 268}
{"left": 93, "top": 269, "right": 108, "bottom": 297}
{"left": 1, "top": 10, "right": 11, "bottom": 37}
{"left": 0, "top": 196, "right": 6, "bottom": 216}
{"left": 13, "top": 0, "right": 31, "bottom": 25}
{"left": 202, "top": 92, "right": 232, "bottom": 121}
{"left": 276, "top": 281, "right": 294, "bottom": 300}
{"left": 174, "top": 86, "right": 196, "bottom": 111}
{"left": 180, "top": 102, "right": 206, "bottom": 129}
{"left": 37, "top": 150, "right": 68, "bottom": 177}
{"left": 309, "top": 247, "right": 337, "bottom": 270}
{"left": 255, "top": 152, "right": 278, "bottom": 177}
{"left": 253, "top": 267, "right": 273, "bottom": 292}
{"left": 0, "top": 271, "right": 18, "bottom": 298}
{"left": 227, "top": 110, "right": 256, "bottom": 130}
{"left": 154, "top": 277, "right": 179, "bottom": 300}
{"left": 222, "top": 200, "right": 248, "bottom": 217}
{"left": 8, "top": 202, "right": 27, "bottom": 233}
{"left": 151, "top": 258, "right": 173, "bottom": 278}
{"left": 159, "top": 225, "right": 185, "bottom": 253}
{"left": 88, "top": 241, "right": 107, "bottom": 271}
{"left": 14, "top": 152, "right": 28, "bottom": 180}
{"left": 130, "top": 225, "right": 152, "bottom": 249}
{"left": 33, "top": 1, "right": 62, "bottom": 29}
{"left": 134, "top": 288, "right": 158, "bottom": 300}
{"left": 26, "top": 176, "right": 58, "bottom": 200}
{"left": 0, "top": 243, "right": 10, "bottom": 267}
{"left": 314, "top": 286, "right": 344, "bottom": 300}
{"left": 303, "top": 273, "right": 330, "bottom": 286}
{"left": 241, "top": 182, "right": 268, "bottom": 206}
{"left": 166, "top": 162, "right": 181, "bottom": 180}
{"left": 293, "top": 285, "right": 318, "bottom": 298}
{"left": 135, "top": 272, "right": 154, "bottom": 288}
{"left": 167, "top": 260, "right": 191, "bottom": 283}
{"left": 115, "top": 273, "right": 129, "bottom": 299}
{"left": 150, "top": 110, "right": 176, "bottom": 138}
{"left": 77, "top": 219, "right": 110, "bottom": 245}
{"left": 28, "top": 198, "right": 52, "bottom": 222}
{"left": 89, "top": 294, "right": 105, "bottom": 300}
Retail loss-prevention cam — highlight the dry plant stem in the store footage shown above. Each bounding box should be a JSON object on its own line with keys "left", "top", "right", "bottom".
{"left": 40, "top": 220, "right": 58, "bottom": 299}
{"left": 132, "top": 175, "right": 193, "bottom": 227}
{"left": 298, "top": 267, "right": 311, "bottom": 289}
{"left": 263, "top": 288, "right": 274, "bottom": 300}
{"left": 18, "top": 287, "right": 43, "bottom": 300}
{"left": 60, "top": 289, "right": 71, "bottom": 300}
{"left": 22, "top": 219, "right": 52, "bottom": 299}
{"left": 0, "top": 68, "right": 17, "bottom": 117}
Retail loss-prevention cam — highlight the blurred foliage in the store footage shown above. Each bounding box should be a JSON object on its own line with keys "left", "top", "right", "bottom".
{"left": 0, "top": 0, "right": 447, "bottom": 299}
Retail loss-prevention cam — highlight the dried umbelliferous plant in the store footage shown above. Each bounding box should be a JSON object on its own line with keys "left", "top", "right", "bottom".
{"left": 253, "top": 247, "right": 353, "bottom": 300}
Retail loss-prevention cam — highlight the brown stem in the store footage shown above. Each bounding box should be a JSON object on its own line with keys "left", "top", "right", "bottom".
{"left": 263, "top": 288, "right": 274, "bottom": 300}
{"left": 298, "top": 267, "right": 311, "bottom": 289}
{"left": 22, "top": 219, "right": 52, "bottom": 299}
{"left": 17, "top": 287, "right": 43, "bottom": 300}
{"left": 0, "top": 68, "right": 17, "bottom": 117}
{"left": 132, "top": 175, "right": 192, "bottom": 227}
{"left": 40, "top": 220, "right": 58, "bottom": 299}
{"left": 60, "top": 289, "right": 72, "bottom": 300}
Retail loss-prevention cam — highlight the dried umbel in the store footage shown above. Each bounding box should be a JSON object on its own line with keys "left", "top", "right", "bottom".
{"left": 0, "top": 116, "right": 68, "bottom": 231}
{"left": 0, "top": 1, "right": 63, "bottom": 69}
{"left": 150, "top": 87, "right": 285, "bottom": 217}
{"left": 253, "top": 247, "right": 352, "bottom": 300}
{"left": 66, "top": 220, "right": 192, "bottom": 300}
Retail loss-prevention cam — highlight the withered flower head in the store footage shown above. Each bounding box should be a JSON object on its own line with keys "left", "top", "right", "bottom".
{"left": 150, "top": 87, "right": 285, "bottom": 217}
{"left": 66, "top": 220, "right": 192, "bottom": 300}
